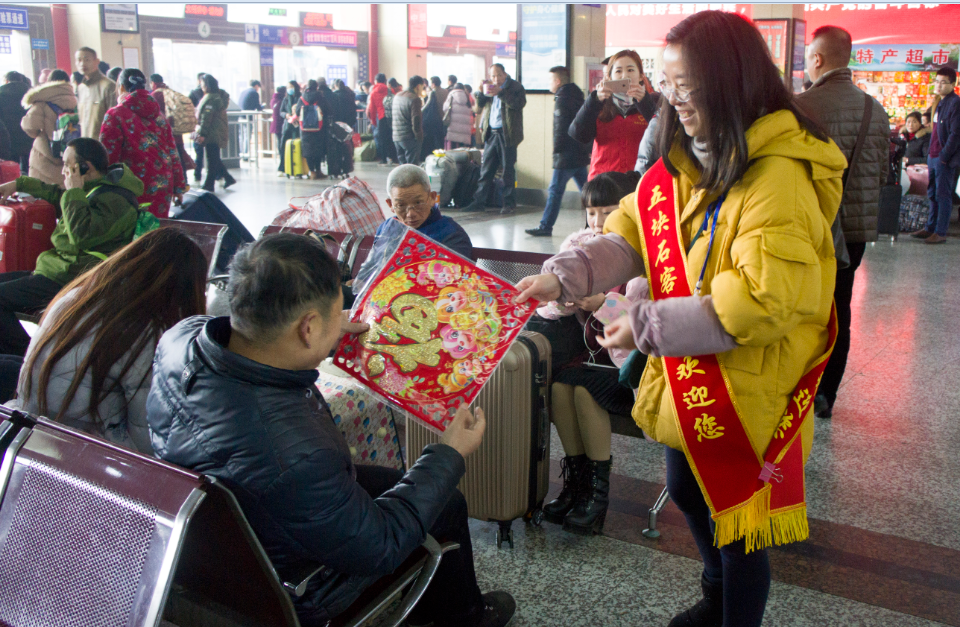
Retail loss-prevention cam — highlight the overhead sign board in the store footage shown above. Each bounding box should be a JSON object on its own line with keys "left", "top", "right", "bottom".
{"left": 101, "top": 4, "right": 138, "bottom": 33}
{"left": 303, "top": 29, "right": 357, "bottom": 48}
{"left": 184, "top": 4, "right": 226, "bottom": 20}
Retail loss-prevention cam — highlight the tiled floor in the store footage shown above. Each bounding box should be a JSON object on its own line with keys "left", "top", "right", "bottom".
{"left": 218, "top": 160, "right": 960, "bottom": 626}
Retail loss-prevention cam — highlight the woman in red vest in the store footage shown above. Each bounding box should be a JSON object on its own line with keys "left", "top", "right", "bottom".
{"left": 569, "top": 49, "right": 660, "bottom": 179}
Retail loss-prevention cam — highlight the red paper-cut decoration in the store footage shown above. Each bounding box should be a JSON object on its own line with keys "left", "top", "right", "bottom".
{"left": 335, "top": 231, "right": 537, "bottom": 432}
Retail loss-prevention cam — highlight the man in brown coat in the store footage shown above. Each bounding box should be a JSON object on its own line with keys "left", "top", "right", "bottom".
{"left": 797, "top": 25, "right": 890, "bottom": 419}
{"left": 74, "top": 47, "right": 117, "bottom": 140}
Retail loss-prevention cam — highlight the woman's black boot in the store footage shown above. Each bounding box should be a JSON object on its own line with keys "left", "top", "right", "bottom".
{"left": 563, "top": 457, "right": 611, "bottom": 535}
{"left": 542, "top": 454, "right": 587, "bottom": 524}
{"left": 667, "top": 573, "right": 723, "bottom": 627}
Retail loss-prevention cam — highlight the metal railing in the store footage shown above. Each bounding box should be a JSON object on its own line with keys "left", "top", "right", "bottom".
{"left": 226, "top": 110, "right": 274, "bottom": 168}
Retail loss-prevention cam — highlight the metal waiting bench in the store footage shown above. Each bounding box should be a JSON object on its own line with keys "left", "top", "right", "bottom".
{"left": 0, "top": 406, "right": 457, "bottom": 627}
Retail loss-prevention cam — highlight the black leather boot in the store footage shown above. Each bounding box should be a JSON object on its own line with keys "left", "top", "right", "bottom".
{"left": 562, "top": 457, "right": 611, "bottom": 535}
{"left": 667, "top": 573, "right": 723, "bottom": 627}
{"left": 542, "top": 454, "right": 587, "bottom": 525}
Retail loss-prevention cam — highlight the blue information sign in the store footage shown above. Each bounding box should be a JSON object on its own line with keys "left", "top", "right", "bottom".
{"left": 519, "top": 4, "right": 568, "bottom": 91}
{"left": 259, "top": 44, "right": 273, "bottom": 67}
{"left": 0, "top": 6, "right": 29, "bottom": 30}
{"left": 32, "top": 39, "right": 49, "bottom": 50}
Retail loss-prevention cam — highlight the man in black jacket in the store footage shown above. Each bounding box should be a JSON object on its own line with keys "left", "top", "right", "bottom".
{"left": 189, "top": 73, "right": 206, "bottom": 180}
{"left": 0, "top": 72, "right": 31, "bottom": 174}
{"left": 526, "top": 67, "right": 591, "bottom": 237}
{"left": 911, "top": 67, "right": 960, "bottom": 244}
{"left": 146, "top": 234, "right": 515, "bottom": 627}
{"left": 462, "top": 64, "right": 526, "bottom": 214}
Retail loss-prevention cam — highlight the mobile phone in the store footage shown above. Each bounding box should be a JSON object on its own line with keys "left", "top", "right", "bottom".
{"left": 78, "top": 161, "right": 89, "bottom": 175}
{"left": 603, "top": 79, "right": 631, "bottom": 94}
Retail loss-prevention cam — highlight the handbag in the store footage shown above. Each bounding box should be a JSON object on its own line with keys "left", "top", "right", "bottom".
{"left": 834, "top": 93, "right": 875, "bottom": 270}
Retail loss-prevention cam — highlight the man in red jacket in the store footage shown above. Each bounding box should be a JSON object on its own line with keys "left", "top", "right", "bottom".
{"left": 366, "top": 74, "right": 391, "bottom": 165}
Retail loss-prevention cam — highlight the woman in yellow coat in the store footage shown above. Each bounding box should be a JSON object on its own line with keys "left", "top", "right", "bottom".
{"left": 517, "top": 12, "right": 846, "bottom": 627}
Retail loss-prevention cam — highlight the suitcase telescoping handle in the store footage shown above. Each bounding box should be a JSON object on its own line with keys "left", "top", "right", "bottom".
{"left": 536, "top": 359, "right": 549, "bottom": 462}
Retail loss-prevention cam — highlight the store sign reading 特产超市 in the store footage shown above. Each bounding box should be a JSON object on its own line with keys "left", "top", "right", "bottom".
{"left": 850, "top": 44, "right": 958, "bottom": 71}
{"left": 0, "top": 7, "right": 28, "bottom": 30}
{"left": 303, "top": 29, "right": 357, "bottom": 48}
{"left": 184, "top": 4, "right": 226, "bottom": 20}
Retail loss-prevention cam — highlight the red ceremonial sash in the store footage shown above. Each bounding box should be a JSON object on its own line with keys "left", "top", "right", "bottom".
{"left": 635, "top": 160, "right": 838, "bottom": 552}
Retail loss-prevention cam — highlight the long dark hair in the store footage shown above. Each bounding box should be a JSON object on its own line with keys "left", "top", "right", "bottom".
{"left": 22, "top": 228, "right": 208, "bottom": 425}
{"left": 599, "top": 49, "right": 644, "bottom": 124}
{"left": 656, "top": 11, "right": 828, "bottom": 195}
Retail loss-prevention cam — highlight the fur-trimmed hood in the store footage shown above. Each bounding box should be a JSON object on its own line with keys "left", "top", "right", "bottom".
{"left": 22, "top": 80, "right": 77, "bottom": 109}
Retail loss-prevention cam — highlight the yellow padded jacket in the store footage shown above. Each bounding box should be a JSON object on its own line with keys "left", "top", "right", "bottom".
{"left": 604, "top": 110, "right": 847, "bottom": 461}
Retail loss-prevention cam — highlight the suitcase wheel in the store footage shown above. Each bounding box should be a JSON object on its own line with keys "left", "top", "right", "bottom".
{"left": 496, "top": 521, "right": 514, "bottom": 549}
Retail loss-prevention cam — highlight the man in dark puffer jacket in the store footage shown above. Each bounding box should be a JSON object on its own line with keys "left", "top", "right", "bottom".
{"left": 146, "top": 234, "right": 516, "bottom": 627}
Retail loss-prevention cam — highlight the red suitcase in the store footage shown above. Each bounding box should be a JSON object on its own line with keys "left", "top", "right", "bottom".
{"left": 0, "top": 161, "right": 21, "bottom": 184}
{"left": 0, "top": 197, "right": 57, "bottom": 274}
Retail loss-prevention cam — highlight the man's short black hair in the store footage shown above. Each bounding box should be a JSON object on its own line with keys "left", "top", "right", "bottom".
{"left": 375, "top": 73, "right": 387, "bottom": 84}
{"left": 250, "top": 79, "right": 261, "bottom": 88}
{"left": 937, "top": 67, "right": 957, "bottom": 84}
{"left": 66, "top": 137, "right": 109, "bottom": 174}
{"left": 150, "top": 73, "right": 163, "bottom": 85}
{"left": 549, "top": 66, "right": 570, "bottom": 84}
{"left": 430, "top": 76, "right": 442, "bottom": 87}
{"left": 448, "top": 74, "right": 457, "bottom": 85}
{"left": 228, "top": 234, "right": 342, "bottom": 343}
{"left": 49, "top": 69, "right": 70, "bottom": 82}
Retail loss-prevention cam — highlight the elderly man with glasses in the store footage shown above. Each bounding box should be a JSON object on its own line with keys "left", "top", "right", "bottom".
{"left": 374, "top": 164, "right": 474, "bottom": 261}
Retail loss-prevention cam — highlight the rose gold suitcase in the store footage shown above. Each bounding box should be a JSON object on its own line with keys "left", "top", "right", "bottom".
{"left": 406, "top": 331, "right": 551, "bottom": 548}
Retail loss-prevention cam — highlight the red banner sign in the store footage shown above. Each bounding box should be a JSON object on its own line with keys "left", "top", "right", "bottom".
{"left": 803, "top": 4, "right": 960, "bottom": 45}
{"left": 409, "top": 4, "right": 428, "bottom": 49}
{"left": 605, "top": 4, "right": 753, "bottom": 47}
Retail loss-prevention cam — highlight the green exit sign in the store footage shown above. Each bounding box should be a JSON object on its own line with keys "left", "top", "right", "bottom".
{"left": 268, "top": 8, "right": 286, "bottom": 16}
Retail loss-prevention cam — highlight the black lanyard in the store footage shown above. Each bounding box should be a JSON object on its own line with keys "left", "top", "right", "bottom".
{"left": 688, "top": 193, "right": 726, "bottom": 296}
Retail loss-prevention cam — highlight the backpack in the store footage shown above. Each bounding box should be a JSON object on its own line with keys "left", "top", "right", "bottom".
{"left": 47, "top": 102, "right": 81, "bottom": 160}
{"left": 299, "top": 96, "right": 322, "bottom": 132}
{"left": 383, "top": 93, "right": 394, "bottom": 120}
{"left": 82, "top": 186, "right": 159, "bottom": 261}
{"left": 161, "top": 88, "right": 197, "bottom": 135}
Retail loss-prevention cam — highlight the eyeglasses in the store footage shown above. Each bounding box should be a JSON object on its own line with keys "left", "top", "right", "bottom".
{"left": 934, "top": 80, "right": 954, "bottom": 86}
{"left": 658, "top": 73, "right": 695, "bottom": 104}
{"left": 392, "top": 197, "right": 433, "bottom": 216}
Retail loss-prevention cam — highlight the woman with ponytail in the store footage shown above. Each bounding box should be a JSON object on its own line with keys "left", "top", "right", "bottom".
{"left": 99, "top": 68, "right": 187, "bottom": 217}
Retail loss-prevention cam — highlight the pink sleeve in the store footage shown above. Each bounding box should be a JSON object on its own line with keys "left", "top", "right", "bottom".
{"left": 631, "top": 295, "right": 737, "bottom": 358}
{"left": 542, "top": 233, "right": 644, "bottom": 304}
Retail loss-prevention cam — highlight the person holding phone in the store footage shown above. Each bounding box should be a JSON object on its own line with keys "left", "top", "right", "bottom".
{"left": 569, "top": 49, "right": 660, "bottom": 179}
{"left": 0, "top": 137, "right": 142, "bottom": 356}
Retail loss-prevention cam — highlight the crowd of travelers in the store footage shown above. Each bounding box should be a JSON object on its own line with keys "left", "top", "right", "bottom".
{"left": 0, "top": 11, "right": 953, "bottom": 627}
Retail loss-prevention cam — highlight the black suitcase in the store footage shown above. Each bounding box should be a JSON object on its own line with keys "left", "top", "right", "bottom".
{"left": 877, "top": 183, "right": 902, "bottom": 239}
{"left": 452, "top": 161, "right": 480, "bottom": 208}
{"left": 172, "top": 191, "right": 254, "bottom": 273}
